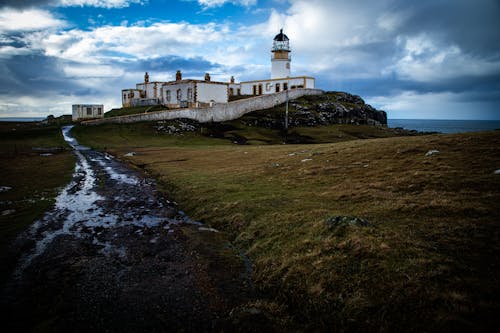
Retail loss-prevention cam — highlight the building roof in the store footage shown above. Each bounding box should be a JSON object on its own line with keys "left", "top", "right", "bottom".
{"left": 273, "top": 29, "right": 289, "bottom": 42}
{"left": 161, "top": 79, "right": 228, "bottom": 86}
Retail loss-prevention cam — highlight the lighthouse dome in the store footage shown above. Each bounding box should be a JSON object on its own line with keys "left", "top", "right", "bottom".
{"left": 273, "top": 28, "right": 289, "bottom": 41}
{"left": 272, "top": 28, "right": 290, "bottom": 52}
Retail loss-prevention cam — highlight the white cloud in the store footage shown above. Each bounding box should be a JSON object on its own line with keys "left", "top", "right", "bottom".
{"left": 58, "top": 0, "right": 145, "bottom": 8}
{"left": 0, "top": 8, "right": 65, "bottom": 32}
{"left": 0, "top": 46, "right": 32, "bottom": 58}
{"left": 389, "top": 34, "right": 500, "bottom": 82}
{"left": 26, "top": 22, "right": 230, "bottom": 63}
{"left": 197, "top": 0, "right": 257, "bottom": 8}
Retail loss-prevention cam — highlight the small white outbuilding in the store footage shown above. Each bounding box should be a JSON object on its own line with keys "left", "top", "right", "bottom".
{"left": 72, "top": 104, "right": 104, "bottom": 121}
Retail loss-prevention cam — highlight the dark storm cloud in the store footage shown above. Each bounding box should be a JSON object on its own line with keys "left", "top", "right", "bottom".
{"left": 0, "top": 0, "right": 54, "bottom": 8}
{"left": 0, "top": 54, "right": 82, "bottom": 97}
{"left": 390, "top": 0, "right": 500, "bottom": 55}
{"left": 130, "top": 56, "right": 221, "bottom": 74}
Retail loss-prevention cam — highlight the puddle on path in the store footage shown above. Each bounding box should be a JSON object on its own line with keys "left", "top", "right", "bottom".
{"left": 16, "top": 125, "right": 197, "bottom": 273}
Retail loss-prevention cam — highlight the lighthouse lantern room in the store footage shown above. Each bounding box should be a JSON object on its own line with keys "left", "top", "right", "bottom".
{"left": 271, "top": 28, "right": 291, "bottom": 79}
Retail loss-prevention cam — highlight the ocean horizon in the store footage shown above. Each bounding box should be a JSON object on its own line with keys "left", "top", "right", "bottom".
{"left": 388, "top": 119, "right": 500, "bottom": 134}
{"left": 0, "top": 117, "right": 46, "bottom": 122}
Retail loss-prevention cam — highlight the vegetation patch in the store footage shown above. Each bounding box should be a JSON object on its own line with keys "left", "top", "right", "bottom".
{"left": 0, "top": 122, "right": 74, "bottom": 284}
{"left": 104, "top": 105, "right": 167, "bottom": 118}
{"left": 74, "top": 121, "right": 500, "bottom": 331}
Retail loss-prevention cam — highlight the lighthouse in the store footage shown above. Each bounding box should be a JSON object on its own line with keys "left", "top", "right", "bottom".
{"left": 271, "top": 29, "right": 291, "bottom": 79}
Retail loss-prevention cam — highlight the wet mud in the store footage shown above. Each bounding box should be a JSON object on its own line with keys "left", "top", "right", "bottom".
{"left": 1, "top": 126, "right": 257, "bottom": 332}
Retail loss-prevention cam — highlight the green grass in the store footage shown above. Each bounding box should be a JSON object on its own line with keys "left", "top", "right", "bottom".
{"left": 104, "top": 105, "right": 166, "bottom": 118}
{"left": 72, "top": 122, "right": 230, "bottom": 149}
{"left": 74, "top": 121, "right": 500, "bottom": 331}
{"left": 0, "top": 122, "right": 75, "bottom": 284}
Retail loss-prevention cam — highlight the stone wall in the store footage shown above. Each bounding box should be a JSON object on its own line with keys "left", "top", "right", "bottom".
{"left": 82, "top": 88, "right": 324, "bottom": 126}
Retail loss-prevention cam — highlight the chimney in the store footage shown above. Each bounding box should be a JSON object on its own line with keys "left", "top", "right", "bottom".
{"left": 144, "top": 72, "right": 149, "bottom": 83}
{"left": 204, "top": 73, "right": 211, "bottom": 82}
{"left": 176, "top": 70, "right": 182, "bottom": 81}
{"left": 230, "top": 76, "right": 235, "bottom": 84}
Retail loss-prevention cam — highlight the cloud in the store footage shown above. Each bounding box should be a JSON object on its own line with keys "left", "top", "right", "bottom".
{"left": 0, "top": 0, "right": 54, "bottom": 8}
{"left": 388, "top": 34, "right": 500, "bottom": 82}
{"left": 24, "top": 22, "right": 230, "bottom": 63}
{"left": 197, "top": 0, "right": 256, "bottom": 8}
{"left": 58, "top": 0, "right": 145, "bottom": 8}
{"left": 0, "top": 0, "right": 145, "bottom": 8}
{"left": 0, "top": 8, "right": 65, "bottom": 32}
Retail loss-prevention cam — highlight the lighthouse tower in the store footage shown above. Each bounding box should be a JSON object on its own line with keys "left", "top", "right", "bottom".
{"left": 271, "top": 29, "right": 291, "bottom": 79}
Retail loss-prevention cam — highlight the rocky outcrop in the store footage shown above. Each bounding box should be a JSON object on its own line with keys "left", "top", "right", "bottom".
{"left": 240, "top": 91, "right": 387, "bottom": 128}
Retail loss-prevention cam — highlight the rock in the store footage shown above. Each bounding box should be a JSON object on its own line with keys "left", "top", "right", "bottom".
{"left": 124, "top": 152, "right": 136, "bottom": 157}
{"left": 325, "top": 216, "right": 372, "bottom": 228}
{"left": 1, "top": 209, "right": 15, "bottom": 216}
{"left": 198, "top": 227, "right": 219, "bottom": 233}
{"left": 425, "top": 150, "right": 440, "bottom": 156}
{"left": 0, "top": 186, "right": 12, "bottom": 192}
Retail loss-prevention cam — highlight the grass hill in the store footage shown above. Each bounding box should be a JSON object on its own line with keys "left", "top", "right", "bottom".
{"left": 104, "top": 105, "right": 166, "bottom": 118}
{"left": 72, "top": 121, "right": 500, "bottom": 331}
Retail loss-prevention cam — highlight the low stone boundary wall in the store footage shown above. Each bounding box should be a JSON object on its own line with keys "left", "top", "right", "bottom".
{"left": 82, "top": 88, "right": 324, "bottom": 126}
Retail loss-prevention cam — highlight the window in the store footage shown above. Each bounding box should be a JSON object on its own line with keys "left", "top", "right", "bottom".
{"left": 123, "top": 94, "right": 126, "bottom": 99}
{"left": 86, "top": 107, "right": 92, "bottom": 116}
{"left": 237, "top": 88, "right": 241, "bottom": 95}
{"left": 252, "top": 85, "right": 257, "bottom": 95}
{"left": 187, "top": 88, "right": 193, "bottom": 101}
{"left": 166, "top": 90, "right": 171, "bottom": 102}
{"left": 229, "top": 88, "right": 234, "bottom": 96}
{"left": 258, "top": 84, "right": 263, "bottom": 95}
{"left": 176, "top": 89, "right": 182, "bottom": 101}
{"left": 283, "top": 83, "right": 288, "bottom": 90}
{"left": 97, "top": 107, "right": 102, "bottom": 115}
{"left": 275, "top": 83, "right": 280, "bottom": 92}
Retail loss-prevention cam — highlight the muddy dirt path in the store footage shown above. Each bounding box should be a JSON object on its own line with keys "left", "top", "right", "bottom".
{"left": 1, "top": 126, "right": 257, "bottom": 332}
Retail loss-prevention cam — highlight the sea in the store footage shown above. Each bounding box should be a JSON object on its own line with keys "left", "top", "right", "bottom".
{"left": 388, "top": 119, "right": 500, "bottom": 134}
{"left": 0, "top": 117, "right": 45, "bottom": 122}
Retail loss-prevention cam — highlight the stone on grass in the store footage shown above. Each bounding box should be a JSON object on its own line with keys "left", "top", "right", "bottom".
{"left": 325, "top": 216, "right": 372, "bottom": 228}
{"left": 0, "top": 186, "right": 12, "bottom": 192}
{"left": 425, "top": 150, "right": 440, "bottom": 156}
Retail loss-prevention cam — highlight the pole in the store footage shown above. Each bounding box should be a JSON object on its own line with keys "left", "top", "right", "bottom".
{"left": 285, "top": 77, "right": 289, "bottom": 143}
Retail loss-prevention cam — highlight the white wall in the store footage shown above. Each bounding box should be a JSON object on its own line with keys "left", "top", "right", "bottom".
{"left": 122, "top": 90, "right": 141, "bottom": 107}
{"left": 196, "top": 82, "right": 228, "bottom": 103}
{"left": 306, "top": 78, "right": 315, "bottom": 89}
{"left": 72, "top": 104, "right": 104, "bottom": 121}
{"left": 271, "top": 58, "right": 291, "bottom": 79}
{"left": 161, "top": 82, "right": 195, "bottom": 106}
{"left": 240, "top": 77, "right": 314, "bottom": 95}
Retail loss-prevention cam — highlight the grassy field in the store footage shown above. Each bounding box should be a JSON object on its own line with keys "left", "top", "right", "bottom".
{"left": 74, "top": 121, "right": 500, "bottom": 331}
{"left": 104, "top": 105, "right": 166, "bottom": 118}
{"left": 0, "top": 122, "right": 74, "bottom": 283}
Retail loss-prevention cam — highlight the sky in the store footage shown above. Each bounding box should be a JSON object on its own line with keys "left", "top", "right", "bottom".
{"left": 0, "top": 0, "right": 499, "bottom": 120}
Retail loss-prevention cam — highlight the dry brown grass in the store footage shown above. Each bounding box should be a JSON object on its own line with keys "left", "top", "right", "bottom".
{"left": 76, "top": 125, "right": 500, "bottom": 331}
{"left": 0, "top": 122, "right": 74, "bottom": 283}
